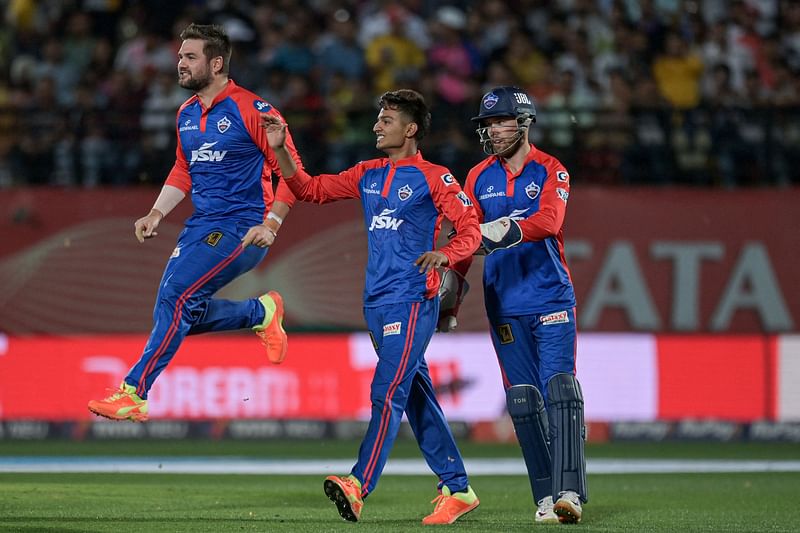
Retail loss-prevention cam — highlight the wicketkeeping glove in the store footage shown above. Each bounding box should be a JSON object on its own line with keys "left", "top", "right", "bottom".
{"left": 479, "top": 217, "right": 523, "bottom": 254}
{"left": 437, "top": 269, "right": 470, "bottom": 332}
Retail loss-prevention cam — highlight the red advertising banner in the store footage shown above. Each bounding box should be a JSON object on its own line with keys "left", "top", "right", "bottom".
{"left": 0, "top": 187, "right": 798, "bottom": 333}
{"left": 656, "top": 336, "right": 770, "bottom": 421}
{"left": 1, "top": 332, "right": 797, "bottom": 423}
{"left": 0, "top": 334, "right": 360, "bottom": 421}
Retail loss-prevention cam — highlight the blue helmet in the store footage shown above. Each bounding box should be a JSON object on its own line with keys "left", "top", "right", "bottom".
{"left": 471, "top": 86, "right": 536, "bottom": 124}
{"left": 472, "top": 86, "right": 536, "bottom": 156}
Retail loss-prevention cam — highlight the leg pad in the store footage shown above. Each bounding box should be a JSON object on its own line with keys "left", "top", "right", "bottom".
{"left": 507, "top": 384, "right": 552, "bottom": 502}
{"left": 547, "top": 373, "right": 588, "bottom": 502}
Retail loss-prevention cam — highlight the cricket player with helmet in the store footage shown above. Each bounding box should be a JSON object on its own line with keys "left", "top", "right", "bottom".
{"left": 448, "top": 86, "right": 588, "bottom": 524}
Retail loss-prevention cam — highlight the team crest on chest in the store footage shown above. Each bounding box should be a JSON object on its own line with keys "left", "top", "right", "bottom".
{"left": 398, "top": 184, "right": 413, "bottom": 201}
{"left": 525, "top": 181, "right": 541, "bottom": 200}
{"left": 217, "top": 116, "right": 231, "bottom": 133}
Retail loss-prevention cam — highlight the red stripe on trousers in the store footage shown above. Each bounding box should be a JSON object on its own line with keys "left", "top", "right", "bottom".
{"left": 137, "top": 246, "right": 244, "bottom": 396}
{"left": 361, "top": 303, "right": 419, "bottom": 495}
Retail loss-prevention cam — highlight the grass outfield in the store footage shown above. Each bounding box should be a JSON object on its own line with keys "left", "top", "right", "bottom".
{"left": 1, "top": 438, "right": 800, "bottom": 459}
{"left": 1, "top": 440, "right": 799, "bottom": 531}
{"left": 1, "top": 472, "right": 799, "bottom": 531}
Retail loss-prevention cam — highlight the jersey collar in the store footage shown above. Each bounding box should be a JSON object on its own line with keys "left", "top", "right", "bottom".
{"left": 197, "top": 79, "right": 238, "bottom": 112}
{"left": 498, "top": 143, "right": 538, "bottom": 179}
{"left": 388, "top": 151, "right": 424, "bottom": 167}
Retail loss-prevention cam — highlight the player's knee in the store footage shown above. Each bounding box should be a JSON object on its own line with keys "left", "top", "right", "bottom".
{"left": 506, "top": 384, "right": 546, "bottom": 420}
{"left": 546, "top": 373, "right": 583, "bottom": 406}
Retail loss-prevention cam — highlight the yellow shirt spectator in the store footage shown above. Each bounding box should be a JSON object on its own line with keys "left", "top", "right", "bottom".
{"left": 653, "top": 32, "right": 704, "bottom": 109}
{"left": 365, "top": 33, "right": 426, "bottom": 94}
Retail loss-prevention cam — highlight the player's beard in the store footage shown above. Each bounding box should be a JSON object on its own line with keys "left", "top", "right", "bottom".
{"left": 178, "top": 65, "right": 213, "bottom": 91}
{"left": 494, "top": 133, "right": 525, "bottom": 158}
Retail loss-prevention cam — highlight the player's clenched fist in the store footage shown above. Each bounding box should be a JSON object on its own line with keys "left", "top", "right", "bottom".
{"left": 134, "top": 209, "right": 164, "bottom": 243}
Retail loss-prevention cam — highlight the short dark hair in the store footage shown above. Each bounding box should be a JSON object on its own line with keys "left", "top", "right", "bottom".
{"left": 179, "top": 23, "right": 232, "bottom": 74}
{"left": 378, "top": 89, "right": 431, "bottom": 141}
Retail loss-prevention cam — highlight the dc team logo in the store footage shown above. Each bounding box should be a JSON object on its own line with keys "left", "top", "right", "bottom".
{"left": 253, "top": 100, "right": 272, "bottom": 113}
{"left": 441, "top": 173, "right": 456, "bottom": 186}
{"left": 525, "top": 181, "right": 541, "bottom": 200}
{"left": 398, "top": 184, "right": 413, "bottom": 201}
{"left": 483, "top": 92, "right": 499, "bottom": 110}
{"left": 217, "top": 116, "right": 231, "bottom": 133}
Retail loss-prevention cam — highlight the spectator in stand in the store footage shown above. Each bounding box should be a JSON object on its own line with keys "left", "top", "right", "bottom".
{"left": 358, "top": 1, "right": 430, "bottom": 51}
{"left": 269, "top": 15, "right": 316, "bottom": 77}
{"left": 427, "top": 6, "right": 475, "bottom": 107}
{"left": 0, "top": 1, "right": 797, "bottom": 188}
{"left": 364, "top": 6, "right": 426, "bottom": 93}
{"left": 653, "top": 31, "right": 704, "bottom": 110}
{"left": 315, "top": 10, "right": 366, "bottom": 95}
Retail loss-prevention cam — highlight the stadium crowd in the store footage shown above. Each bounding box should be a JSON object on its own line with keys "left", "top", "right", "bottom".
{"left": 0, "top": 0, "right": 798, "bottom": 188}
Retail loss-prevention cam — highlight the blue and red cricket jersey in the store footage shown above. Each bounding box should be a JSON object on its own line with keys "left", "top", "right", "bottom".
{"left": 460, "top": 143, "right": 576, "bottom": 316}
{"left": 125, "top": 80, "right": 301, "bottom": 399}
{"left": 287, "top": 151, "right": 479, "bottom": 306}
{"left": 454, "top": 143, "right": 577, "bottom": 398}
{"left": 166, "top": 79, "right": 298, "bottom": 223}
{"left": 285, "top": 152, "right": 480, "bottom": 496}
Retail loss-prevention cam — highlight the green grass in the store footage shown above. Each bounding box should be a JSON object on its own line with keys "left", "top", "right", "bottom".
{"left": 1, "top": 472, "right": 798, "bottom": 532}
{"left": 1, "top": 438, "right": 799, "bottom": 460}
{"left": 1, "top": 440, "right": 799, "bottom": 531}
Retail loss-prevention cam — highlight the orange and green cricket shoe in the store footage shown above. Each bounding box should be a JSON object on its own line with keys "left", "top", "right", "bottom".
{"left": 324, "top": 475, "right": 363, "bottom": 522}
{"left": 253, "top": 291, "right": 288, "bottom": 364}
{"left": 422, "top": 485, "right": 479, "bottom": 525}
{"left": 87, "top": 382, "right": 148, "bottom": 422}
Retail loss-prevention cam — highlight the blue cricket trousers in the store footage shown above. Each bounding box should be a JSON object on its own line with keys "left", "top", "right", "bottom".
{"left": 488, "top": 307, "right": 577, "bottom": 405}
{"left": 126, "top": 220, "right": 268, "bottom": 398}
{"left": 352, "top": 297, "right": 469, "bottom": 497}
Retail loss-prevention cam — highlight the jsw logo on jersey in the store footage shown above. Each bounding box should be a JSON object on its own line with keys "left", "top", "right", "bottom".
{"left": 368, "top": 208, "right": 404, "bottom": 231}
{"left": 190, "top": 141, "right": 228, "bottom": 165}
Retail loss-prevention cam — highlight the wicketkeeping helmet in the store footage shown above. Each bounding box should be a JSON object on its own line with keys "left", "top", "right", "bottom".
{"left": 471, "top": 86, "right": 536, "bottom": 156}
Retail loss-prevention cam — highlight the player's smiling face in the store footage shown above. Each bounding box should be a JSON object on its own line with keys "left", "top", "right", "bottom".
{"left": 373, "top": 107, "right": 412, "bottom": 152}
{"left": 177, "top": 39, "right": 214, "bottom": 91}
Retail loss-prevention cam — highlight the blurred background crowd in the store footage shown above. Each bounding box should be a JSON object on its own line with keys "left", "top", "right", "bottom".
{"left": 1, "top": 0, "right": 798, "bottom": 189}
